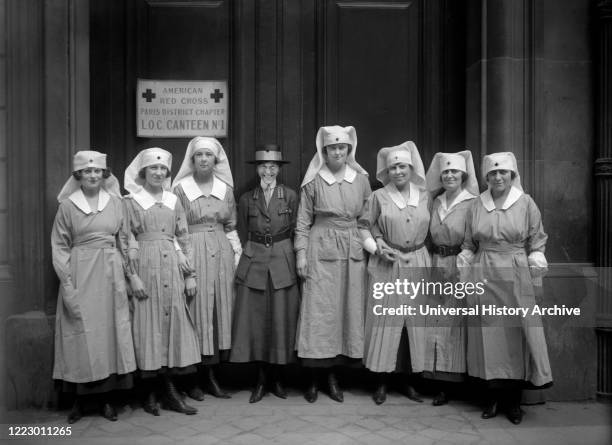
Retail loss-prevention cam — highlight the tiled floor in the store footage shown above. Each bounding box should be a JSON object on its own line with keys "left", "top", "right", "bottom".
{"left": 1, "top": 389, "right": 610, "bottom": 444}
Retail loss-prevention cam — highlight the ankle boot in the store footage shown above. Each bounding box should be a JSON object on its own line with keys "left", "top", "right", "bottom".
{"left": 400, "top": 377, "right": 423, "bottom": 403}
{"left": 373, "top": 384, "right": 387, "bottom": 405}
{"left": 270, "top": 365, "right": 288, "bottom": 399}
{"left": 143, "top": 390, "right": 160, "bottom": 416}
{"left": 327, "top": 371, "right": 344, "bottom": 403}
{"left": 161, "top": 376, "right": 197, "bottom": 415}
{"left": 304, "top": 368, "right": 318, "bottom": 403}
{"left": 186, "top": 374, "right": 205, "bottom": 401}
{"left": 100, "top": 401, "right": 118, "bottom": 422}
{"left": 481, "top": 390, "right": 499, "bottom": 419}
{"left": 250, "top": 365, "right": 266, "bottom": 403}
{"left": 432, "top": 391, "right": 448, "bottom": 406}
{"left": 207, "top": 366, "right": 231, "bottom": 399}
{"left": 505, "top": 390, "right": 523, "bottom": 424}
{"left": 67, "top": 398, "right": 83, "bottom": 424}
{"left": 372, "top": 373, "right": 387, "bottom": 405}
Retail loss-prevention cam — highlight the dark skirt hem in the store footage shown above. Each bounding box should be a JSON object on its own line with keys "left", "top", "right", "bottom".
{"left": 421, "top": 370, "right": 466, "bottom": 383}
{"left": 56, "top": 373, "right": 134, "bottom": 395}
{"left": 229, "top": 350, "right": 298, "bottom": 365}
{"left": 300, "top": 355, "right": 363, "bottom": 368}
{"left": 139, "top": 365, "right": 197, "bottom": 379}
{"left": 470, "top": 376, "right": 554, "bottom": 390}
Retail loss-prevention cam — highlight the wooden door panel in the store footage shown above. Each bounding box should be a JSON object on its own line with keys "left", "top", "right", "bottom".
{"left": 132, "top": 0, "right": 233, "bottom": 165}
{"left": 319, "top": 0, "right": 420, "bottom": 181}
{"left": 141, "top": 1, "right": 230, "bottom": 78}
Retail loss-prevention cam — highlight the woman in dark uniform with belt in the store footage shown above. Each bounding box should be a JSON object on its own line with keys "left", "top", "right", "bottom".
{"left": 230, "top": 144, "right": 301, "bottom": 403}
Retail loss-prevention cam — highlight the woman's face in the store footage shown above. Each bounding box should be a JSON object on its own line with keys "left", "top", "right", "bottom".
{"left": 441, "top": 169, "right": 463, "bottom": 193}
{"left": 193, "top": 149, "right": 216, "bottom": 175}
{"left": 388, "top": 162, "right": 412, "bottom": 188}
{"left": 79, "top": 167, "right": 104, "bottom": 193}
{"left": 323, "top": 143, "right": 350, "bottom": 170}
{"left": 486, "top": 169, "right": 512, "bottom": 194}
{"left": 257, "top": 162, "right": 280, "bottom": 185}
{"left": 145, "top": 164, "right": 169, "bottom": 188}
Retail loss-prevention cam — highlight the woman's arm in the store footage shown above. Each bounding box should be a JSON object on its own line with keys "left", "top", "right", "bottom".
{"left": 294, "top": 181, "right": 315, "bottom": 278}
{"left": 525, "top": 196, "right": 548, "bottom": 278}
{"left": 51, "top": 202, "right": 80, "bottom": 317}
{"left": 223, "top": 189, "right": 242, "bottom": 267}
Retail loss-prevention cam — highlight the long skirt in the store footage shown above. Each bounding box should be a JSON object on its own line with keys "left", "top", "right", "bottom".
{"left": 422, "top": 255, "right": 467, "bottom": 382}
{"left": 364, "top": 248, "right": 431, "bottom": 373}
{"left": 230, "top": 275, "right": 299, "bottom": 364}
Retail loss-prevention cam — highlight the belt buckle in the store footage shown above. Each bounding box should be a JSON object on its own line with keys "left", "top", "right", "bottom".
{"left": 438, "top": 245, "right": 447, "bottom": 256}
{"left": 264, "top": 234, "right": 273, "bottom": 247}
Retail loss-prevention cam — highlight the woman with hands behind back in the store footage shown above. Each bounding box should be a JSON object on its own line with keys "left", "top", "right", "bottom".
{"left": 123, "top": 147, "right": 200, "bottom": 416}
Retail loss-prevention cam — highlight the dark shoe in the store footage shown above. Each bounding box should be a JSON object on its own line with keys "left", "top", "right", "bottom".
{"left": 143, "top": 391, "right": 160, "bottom": 416}
{"left": 328, "top": 373, "right": 344, "bottom": 403}
{"left": 249, "top": 383, "right": 266, "bottom": 403}
{"left": 401, "top": 384, "right": 423, "bottom": 403}
{"left": 271, "top": 380, "right": 288, "bottom": 399}
{"left": 373, "top": 384, "right": 387, "bottom": 405}
{"left": 506, "top": 405, "right": 523, "bottom": 424}
{"left": 67, "top": 400, "right": 83, "bottom": 424}
{"left": 161, "top": 377, "right": 198, "bottom": 415}
{"left": 207, "top": 368, "right": 231, "bottom": 399}
{"left": 101, "top": 402, "right": 118, "bottom": 422}
{"left": 432, "top": 391, "right": 448, "bottom": 406}
{"left": 304, "top": 382, "right": 318, "bottom": 403}
{"left": 481, "top": 401, "right": 498, "bottom": 419}
{"left": 187, "top": 385, "right": 205, "bottom": 402}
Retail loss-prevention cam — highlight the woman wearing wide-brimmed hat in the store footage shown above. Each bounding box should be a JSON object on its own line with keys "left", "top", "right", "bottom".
{"left": 423, "top": 150, "right": 478, "bottom": 406}
{"left": 459, "top": 152, "right": 552, "bottom": 424}
{"left": 172, "top": 136, "right": 241, "bottom": 400}
{"left": 124, "top": 147, "right": 201, "bottom": 416}
{"left": 295, "top": 125, "right": 372, "bottom": 403}
{"left": 52, "top": 150, "right": 136, "bottom": 423}
{"left": 230, "top": 144, "right": 300, "bottom": 403}
{"left": 360, "top": 141, "right": 430, "bottom": 405}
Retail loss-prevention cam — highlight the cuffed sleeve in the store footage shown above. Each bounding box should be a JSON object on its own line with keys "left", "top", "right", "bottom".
{"left": 294, "top": 182, "right": 315, "bottom": 253}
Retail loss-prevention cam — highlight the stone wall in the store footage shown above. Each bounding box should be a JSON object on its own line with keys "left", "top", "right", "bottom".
{"left": 465, "top": 0, "right": 596, "bottom": 400}
{"left": 0, "top": 0, "right": 16, "bottom": 413}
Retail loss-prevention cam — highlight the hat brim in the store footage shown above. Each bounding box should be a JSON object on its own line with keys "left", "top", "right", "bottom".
{"left": 246, "top": 160, "right": 290, "bottom": 164}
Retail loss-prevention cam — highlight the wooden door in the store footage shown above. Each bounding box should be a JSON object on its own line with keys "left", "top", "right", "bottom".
{"left": 90, "top": 0, "right": 465, "bottom": 193}
{"left": 316, "top": 0, "right": 420, "bottom": 181}
{"left": 91, "top": 0, "right": 257, "bottom": 193}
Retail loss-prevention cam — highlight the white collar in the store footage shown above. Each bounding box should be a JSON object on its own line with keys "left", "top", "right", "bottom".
{"left": 318, "top": 164, "right": 357, "bottom": 185}
{"left": 132, "top": 189, "right": 177, "bottom": 210}
{"left": 384, "top": 182, "right": 420, "bottom": 210}
{"left": 68, "top": 188, "right": 111, "bottom": 215}
{"left": 480, "top": 185, "right": 523, "bottom": 212}
{"left": 260, "top": 179, "right": 277, "bottom": 191}
{"left": 179, "top": 175, "right": 227, "bottom": 202}
{"left": 436, "top": 188, "right": 476, "bottom": 221}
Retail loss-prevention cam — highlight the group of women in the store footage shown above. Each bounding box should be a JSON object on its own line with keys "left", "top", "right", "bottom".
{"left": 51, "top": 125, "right": 552, "bottom": 427}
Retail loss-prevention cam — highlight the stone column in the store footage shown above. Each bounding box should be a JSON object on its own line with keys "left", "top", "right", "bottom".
{"left": 465, "top": 0, "right": 598, "bottom": 400}
{"left": 595, "top": 0, "right": 612, "bottom": 398}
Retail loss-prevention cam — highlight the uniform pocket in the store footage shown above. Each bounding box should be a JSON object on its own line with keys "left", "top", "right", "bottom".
{"left": 235, "top": 242, "right": 253, "bottom": 281}
{"left": 349, "top": 238, "right": 365, "bottom": 261}
{"left": 248, "top": 205, "right": 260, "bottom": 217}
{"left": 317, "top": 245, "right": 341, "bottom": 261}
{"left": 278, "top": 206, "right": 292, "bottom": 224}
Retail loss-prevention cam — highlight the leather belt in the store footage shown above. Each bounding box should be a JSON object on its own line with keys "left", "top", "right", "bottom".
{"left": 249, "top": 231, "right": 291, "bottom": 247}
{"left": 136, "top": 232, "right": 173, "bottom": 242}
{"left": 386, "top": 240, "right": 426, "bottom": 254}
{"left": 189, "top": 223, "right": 223, "bottom": 233}
{"left": 432, "top": 244, "right": 462, "bottom": 257}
